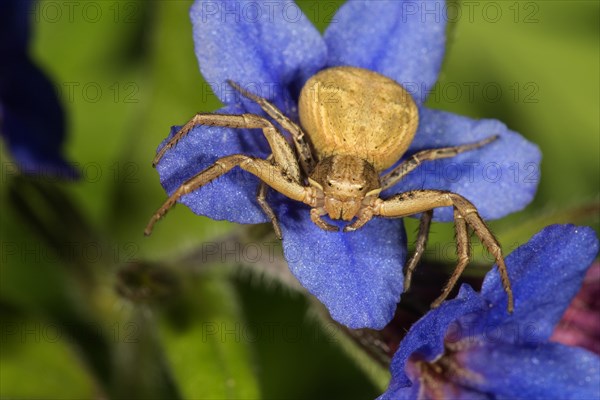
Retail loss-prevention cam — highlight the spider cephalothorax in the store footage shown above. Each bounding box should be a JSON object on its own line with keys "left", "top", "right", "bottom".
{"left": 307, "top": 154, "right": 381, "bottom": 228}
{"left": 145, "top": 66, "right": 514, "bottom": 312}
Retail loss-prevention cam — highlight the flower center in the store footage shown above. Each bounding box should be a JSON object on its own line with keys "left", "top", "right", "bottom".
{"left": 408, "top": 342, "right": 484, "bottom": 400}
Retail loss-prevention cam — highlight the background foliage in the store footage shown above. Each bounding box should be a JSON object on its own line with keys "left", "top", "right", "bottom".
{"left": 1, "top": 1, "right": 598, "bottom": 398}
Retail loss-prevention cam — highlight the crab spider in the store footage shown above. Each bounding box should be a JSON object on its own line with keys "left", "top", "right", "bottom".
{"left": 145, "top": 66, "right": 513, "bottom": 312}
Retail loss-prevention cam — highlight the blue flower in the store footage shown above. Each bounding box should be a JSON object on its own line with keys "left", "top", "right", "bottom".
{"left": 154, "top": 0, "right": 541, "bottom": 329}
{"left": 380, "top": 224, "right": 600, "bottom": 399}
{"left": 0, "top": 0, "right": 76, "bottom": 177}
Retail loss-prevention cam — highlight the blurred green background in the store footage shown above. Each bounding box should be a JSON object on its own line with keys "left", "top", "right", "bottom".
{"left": 1, "top": 1, "right": 598, "bottom": 399}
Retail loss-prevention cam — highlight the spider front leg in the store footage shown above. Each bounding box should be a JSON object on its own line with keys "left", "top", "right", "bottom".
{"left": 228, "top": 80, "right": 316, "bottom": 176}
{"left": 152, "top": 113, "right": 301, "bottom": 184}
{"left": 145, "top": 155, "right": 311, "bottom": 236}
{"left": 149, "top": 111, "right": 309, "bottom": 236}
{"left": 374, "top": 190, "right": 514, "bottom": 312}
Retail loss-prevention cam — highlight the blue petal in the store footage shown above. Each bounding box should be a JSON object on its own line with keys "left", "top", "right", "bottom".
{"left": 377, "top": 383, "right": 420, "bottom": 400}
{"left": 276, "top": 203, "right": 407, "bottom": 329}
{"left": 382, "top": 225, "right": 600, "bottom": 397}
{"left": 155, "top": 104, "right": 271, "bottom": 224}
{"left": 1, "top": 58, "right": 77, "bottom": 178}
{"left": 385, "top": 107, "right": 541, "bottom": 221}
{"left": 0, "top": 0, "right": 31, "bottom": 53}
{"left": 0, "top": 0, "right": 77, "bottom": 178}
{"left": 457, "top": 342, "right": 600, "bottom": 400}
{"left": 478, "top": 225, "right": 600, "bottom": 342}
{"left": 383, "top": 285, "right": 487, "bottom": 391}
{"left": 190, "top": 0, "right": 326, "bottom": 115}
{"left": 324, "top": 0, "right": 446, "bottom": 104}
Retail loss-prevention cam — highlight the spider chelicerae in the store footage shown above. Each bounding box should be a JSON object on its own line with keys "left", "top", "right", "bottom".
{"left": 145, "top": 66, "right": 513, "bottom": 311}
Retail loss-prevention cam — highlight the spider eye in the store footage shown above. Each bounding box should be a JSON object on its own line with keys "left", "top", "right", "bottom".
{"left": 358, "top": 186, "right": 364, "bottom": 191}
{"left": 327, "top": 181, "right": 333, "bottom": 187}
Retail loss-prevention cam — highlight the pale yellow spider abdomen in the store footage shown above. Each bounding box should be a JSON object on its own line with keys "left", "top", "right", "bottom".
{"left": 298, "top": 66, "right": 419, "bottom": 171}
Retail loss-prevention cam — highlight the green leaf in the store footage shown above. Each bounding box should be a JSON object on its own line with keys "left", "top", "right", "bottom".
{"left": 110, "top": 308, "right": 182, "bottom": 400}
{"left": 429, "top": 1, "right": 599, "bottom": 215}
{"left": 497, "top": 200, "right": 600, "bottom": 250}
{"left": 159, "top": 272, "right": 260, "bottom": 399}
{"left": 0, "top": 311, "right": 96, "bottom": 399}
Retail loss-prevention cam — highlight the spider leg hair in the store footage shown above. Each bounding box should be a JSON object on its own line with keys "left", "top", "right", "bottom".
{"left": 152, "top": 113, "right": 301, "bottom": 183}
{"left": 148, "top": 112, "right": 311, "bottom": 236}
{"left": 228, "top": 79, "right": 316, "bottom": 176}
{"left": 145, "top": 155, "right": 311, "bottom": 236}
{"left": 374, "top": 189, "right": 514, "bottom": 312}
{"left": 380, "top": 135, "right": 499, "bottom": 190}
{"left": 403, "top": 210, "right": 433, "bottom": 292}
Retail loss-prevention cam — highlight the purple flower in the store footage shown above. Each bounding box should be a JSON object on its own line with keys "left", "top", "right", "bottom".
{"left": 0, "top": 0, "right": 76, "bottom": 177}
{"left": 380, "top": 224, "right": 600, "bottom": 399}
{"left": 551, "top": 261, "right": 600, "bottom": 356}
{"left": 154, "top": 0, "right": 540, "bottom": 328}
